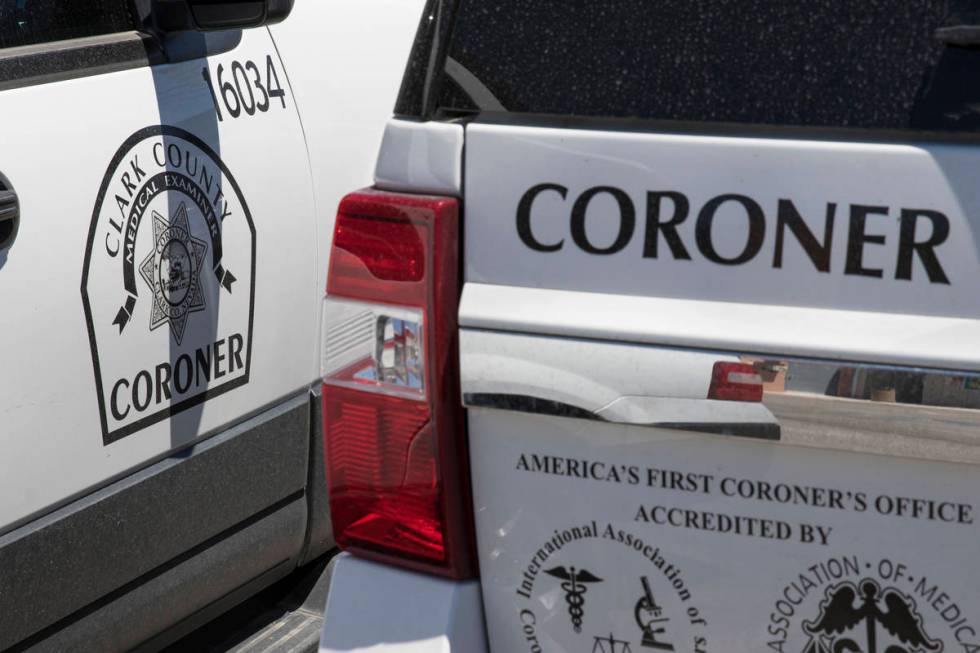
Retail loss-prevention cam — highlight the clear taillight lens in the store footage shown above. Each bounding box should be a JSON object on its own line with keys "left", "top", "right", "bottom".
{"left": 321, "top": 189, "right": 475, "bottom": 578}
{"left": 322, "top": 300, "right": 425, "bottom": 400}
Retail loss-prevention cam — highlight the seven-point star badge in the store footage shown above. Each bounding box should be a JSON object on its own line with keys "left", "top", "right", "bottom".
{"left": 139, "top": 202, "right": 208, "bottom": 345}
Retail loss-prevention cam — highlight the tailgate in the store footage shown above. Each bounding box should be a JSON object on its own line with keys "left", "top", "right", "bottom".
{"left": 459, "top": 120, "right": 980, "bottom": 653}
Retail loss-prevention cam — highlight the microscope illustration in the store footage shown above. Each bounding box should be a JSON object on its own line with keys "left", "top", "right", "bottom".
{"left": 635, "top": 576, "right": 675, "bottom": 650}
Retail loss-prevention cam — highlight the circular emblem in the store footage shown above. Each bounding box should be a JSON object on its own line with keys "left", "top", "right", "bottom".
{"left": 765, "top": 555, "right": 980, "bottom": 653}
{"left": 512, "top": 521, "right": 710, "bottom": 652}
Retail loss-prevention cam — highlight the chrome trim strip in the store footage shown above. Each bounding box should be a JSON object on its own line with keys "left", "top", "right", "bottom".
{"left": 0, "top": 32, "right": 160, "bottom": 91}
{"left": 460, "top": 328, "right": 980, "bottom": 465}
{"left": 0, "top": 29, "right": 243, "bottom": 92}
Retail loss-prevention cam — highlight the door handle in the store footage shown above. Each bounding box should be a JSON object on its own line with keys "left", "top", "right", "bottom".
{"left": 0, "top": 188, "right": 19, "bottom": 249}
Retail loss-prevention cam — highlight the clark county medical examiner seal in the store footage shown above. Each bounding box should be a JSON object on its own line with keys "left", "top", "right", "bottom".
{"left": 81, "top": 126, "right": 255, "bottom": 445}
{"left": 139, "top": 202, "right": 209, "bottom": 344}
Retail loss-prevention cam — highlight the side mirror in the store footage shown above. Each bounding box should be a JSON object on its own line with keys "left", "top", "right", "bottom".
{"left": 151, "top": 0, "right": 294, "bottom": 33}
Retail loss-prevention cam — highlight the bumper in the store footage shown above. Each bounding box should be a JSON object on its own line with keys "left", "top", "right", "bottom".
{"left": 318, "top": 553, "right": 489, "bottom": 653}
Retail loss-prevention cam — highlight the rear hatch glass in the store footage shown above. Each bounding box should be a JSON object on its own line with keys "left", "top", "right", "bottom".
{"left": 427, "top": 0, "right": 980, "bottom": 134}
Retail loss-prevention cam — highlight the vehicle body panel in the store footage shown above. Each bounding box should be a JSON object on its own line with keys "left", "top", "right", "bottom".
{"left": 322, "top": 2, "right": 980, "bottom": 651}
{"left": 461, "top": 121, "right": 980, "bottom": 652}
{"left": 468, "top": 408, "right": 980, "bottom": 653}
{"left": 0, "top": 0, "right": 429, "bottom": 648}
{"left": 465, "top": 123, "right": 980, "bottom": 322}
{"left": 318, "top": 553, "right": 488, "bottom": 653}
{"left": 269, "top": 0, "right": 430, "bottom": 376}
{"left": 0, "top": 27, "right": 315, "bottom": 533}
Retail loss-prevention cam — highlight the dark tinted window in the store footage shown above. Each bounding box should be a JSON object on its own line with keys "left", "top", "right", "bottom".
{"left": 0, "top": 0, "right": 134, "bottom": 49}
{"left": 433, "top": 0, "right": 980, "bottom": 133}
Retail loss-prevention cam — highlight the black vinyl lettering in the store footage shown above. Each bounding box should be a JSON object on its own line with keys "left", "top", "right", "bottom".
{"left": 643, "top": 191, "right": 691, "bottom": 260}
{"left": 696, "top": 194, "right": 765, "bottom": 265}
{"left": 110, "top": 379, "right": 130, "bottom": 421}
{"left": 120, "top": 172, "right": 136, "bottom": 197}
{"left": 266, "top": 55, "right": 287, "bottom": 109}
{"left": 198, "top": 165, "right": 213, "bottom": 196}
{"left": 167, "top": 143, "right": 182, "bottom": 169}
{"left": 203, "top": 56, "right": 287, "bottom": 121}
{"left": 217, "top": 63, "right": 242, "bottom": 118}
{"left": 132, "top": 370, "right": 152, "bottom": 412}
{"left": 516, "top": 183, "right": 567, "bottom": 252}
{"left": 229, "top": 333, "right": 244, "bottom": 370}
{"left": 105, "top": 233, "right": 119, "bottom": 257}
{"left": 113, "top": 196, "right": 129, "bottom": 221}
{"left": 184, "top": 150, "right": 198, "bottom": 178}
{"left": 213, "top": 338, "right": 227, "bottom": 379}
{"left": 196, "top": 346, "right": 212, "bottom": 383}
{"left": 515, "top": 181, "right": 957, "bottom": 293}
{"left": 152, "top": 142, "right": 166, "bottom": 167}
{"left": 248, "top": 60, "right": 270, "bottom": 112}
{"left": 773, "top": 200, "right": 835, "bottom": 272}
{"left": 175, "top": 354, "right": 193, "bottom": 394}
{"left": 129, "top": 156, "right": 146, "bottom": 182}
{"left": 845, "top": 205, "right": 888, "bottom": 278}
{"left": 202, "top": 66, "right": 224, "bottom": 121}
{"left": 155, "top": 362, "right": 173, "bottom": 402}
{"left": 570, "top": 186, "right": 635, "bottom": 255}
{"left": 232, "top": 61, "right": 256, "bottom": 116}
{"left": 896, "top": 209, "right": 950, "bottom": 284}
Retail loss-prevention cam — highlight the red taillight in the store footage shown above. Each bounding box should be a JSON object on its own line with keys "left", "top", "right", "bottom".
{"left": 321, "top": 189, "right": 476, "bottom": 579}
{"left": 707, "top": 362, "right": 764, "bottom": 402}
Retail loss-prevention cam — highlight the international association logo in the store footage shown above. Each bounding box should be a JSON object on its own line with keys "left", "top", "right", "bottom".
{"left": 765, "top": 556, "right": 978, "bottom": 653}
{"left": 512, "top": 521, "right": 709, "bottom": 652}
{"left": 82, "top": 126, "right": 255, "bottom": 444}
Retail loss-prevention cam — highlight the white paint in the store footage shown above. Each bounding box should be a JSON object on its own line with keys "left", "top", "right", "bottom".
{"left": 270, "top": 1, "right": 427, "bottom": 381}
{"left": 469, "top": 407, "right": 980, "bottom": 653}
{"left": 0, "top": 0, "right": 427, "bottom": 535}
{"left": 457, "top": 121, "right": 980, "bottom": 651}
{"left": 596, "top": 396, "right": 776, "bottom": 426}
{"left": 0, "top": 29, "right": 316, "bottom": 532}
{"left": 460, "top": 282, "right": 980, "bottom": 372}
{"left": 319, "top": 553, "right": 489, "bottom": 653}
{"left": 459, "top": 327, "right": 736, "bottom": 412}
{"left": 375, "top": 120, "right": 464, "bottom": 196}
{"left": 464, "top": 123, "right": 980, "bottom": 320}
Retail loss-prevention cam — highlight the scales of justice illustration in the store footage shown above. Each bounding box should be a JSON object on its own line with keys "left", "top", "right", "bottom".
{"left": 592, "top": 576, "right": 675, "bottom": 653}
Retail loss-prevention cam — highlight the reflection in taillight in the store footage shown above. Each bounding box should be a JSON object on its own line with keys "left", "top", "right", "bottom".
{"left": 708, "top": 362, "right": 764, "bottom": 402}
{"left": 321, "top": 189, "right": 476, "bottom": 579}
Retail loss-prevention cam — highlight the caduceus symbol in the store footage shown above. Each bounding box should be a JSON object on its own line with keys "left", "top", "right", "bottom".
{"left": 804, "top": 579, "right": 943, "bottom": 653}
{"left": 545, "top": 566, "right": 603, "bottom": 633}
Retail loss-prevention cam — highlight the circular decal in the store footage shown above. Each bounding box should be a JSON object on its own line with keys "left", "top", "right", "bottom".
{"left": 514, "top": 521, "right": 710, "bottom": 652}
{"left": 765, "top": 555, "right": 979, "bottom": 653}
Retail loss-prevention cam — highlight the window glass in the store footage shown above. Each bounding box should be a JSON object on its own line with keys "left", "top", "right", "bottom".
{"left": 0, "top": 0, "right": 134, "bottom": 49}
{"left": 438, "top": 0, "right": 980, "bottom": 133}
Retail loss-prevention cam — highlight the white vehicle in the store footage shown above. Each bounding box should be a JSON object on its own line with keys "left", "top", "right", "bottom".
{"left": 318, "top": 2, "right": 980, "bottom": 652}
{"left": 0, "top": 1, "right": 425, "bottom": 650}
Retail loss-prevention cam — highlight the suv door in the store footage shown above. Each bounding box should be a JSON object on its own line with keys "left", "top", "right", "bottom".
{"left": 0, "top": 3, "right": 317, "bottom": 648}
